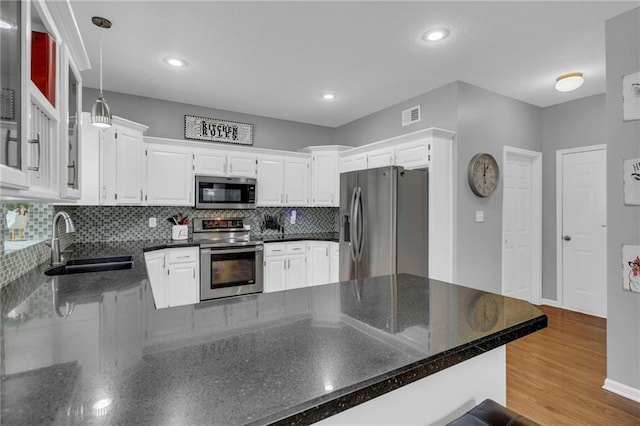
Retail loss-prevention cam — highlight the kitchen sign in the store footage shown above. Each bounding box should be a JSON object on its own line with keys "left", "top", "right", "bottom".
{"left": 184, "top": 115, "right": 253, "bottom": 145}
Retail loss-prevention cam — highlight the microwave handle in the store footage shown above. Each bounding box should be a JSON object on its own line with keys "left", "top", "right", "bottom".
{"left": 201, "top": 246, "right": 264, "bottom": 255}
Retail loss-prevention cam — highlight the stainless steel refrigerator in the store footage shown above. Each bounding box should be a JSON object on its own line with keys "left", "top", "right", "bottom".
{"left": 339, "top": 166, "right": 428, "bottom": 281}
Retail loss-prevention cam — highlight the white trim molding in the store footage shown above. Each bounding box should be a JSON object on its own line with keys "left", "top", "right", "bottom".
{"left": 603, "top": 378, "right": 640, "bottom": 403}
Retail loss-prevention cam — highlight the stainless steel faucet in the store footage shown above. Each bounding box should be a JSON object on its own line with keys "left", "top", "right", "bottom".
{"left": 50, "top": 211, "right": 76, "bottom": 265}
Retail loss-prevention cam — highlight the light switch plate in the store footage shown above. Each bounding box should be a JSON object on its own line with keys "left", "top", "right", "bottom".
{"left": 149, "top": 217, "right": 157, "bottom": 228}
{"left": 475, "top": 211, "right": 484, "bottom": 222}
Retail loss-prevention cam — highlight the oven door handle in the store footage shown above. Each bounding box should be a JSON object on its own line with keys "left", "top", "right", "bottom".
{"left": 201, "top": 246, "right": 263, "bottom": 255}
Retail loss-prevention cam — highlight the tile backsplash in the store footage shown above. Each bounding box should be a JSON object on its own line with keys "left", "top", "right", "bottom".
{"left": 0, "top": 203, "right": 338, "bottom": 288}
{"left": 66, "top": 205, "right": 338, "bottom": 243}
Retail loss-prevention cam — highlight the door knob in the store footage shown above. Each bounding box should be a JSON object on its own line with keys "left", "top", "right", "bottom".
{"left": 563, "top": 235, "right": 571, "bottom": 241}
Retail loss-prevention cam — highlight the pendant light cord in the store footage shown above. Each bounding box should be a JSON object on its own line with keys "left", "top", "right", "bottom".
{"left": 99, "top": 28, "right": 103, "bottom": 96}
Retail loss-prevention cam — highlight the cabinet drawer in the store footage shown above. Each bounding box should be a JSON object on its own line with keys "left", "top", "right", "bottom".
{"left": 286, "top": 242, "right": 307, "bottom": 254}
{"left": 264, "top": 243, "right": 287, "bottom": 256}
{"left": 167, "top": 247, "right": 199, "bottom": 264}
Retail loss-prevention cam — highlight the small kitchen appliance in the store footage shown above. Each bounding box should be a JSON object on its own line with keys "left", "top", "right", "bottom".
{"left": 195, "top": 175, "right": 256, "bottom": 209}
{"left": 193, "top": 217, "right": 263, "bottom": 301}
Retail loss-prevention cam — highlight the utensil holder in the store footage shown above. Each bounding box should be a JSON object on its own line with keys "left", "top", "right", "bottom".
{"left": 172, "top": 225, "right": 188, "bottom": 240}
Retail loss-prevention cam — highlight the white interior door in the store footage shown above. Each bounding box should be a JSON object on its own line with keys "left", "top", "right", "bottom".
{"left": 560, "top": 148, "right": 607, "bottom": 317}
{"left": 502, "top": 154, "right": 533, "bottom": 301}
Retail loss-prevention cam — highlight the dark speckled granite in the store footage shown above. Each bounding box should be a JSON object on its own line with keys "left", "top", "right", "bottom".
{"left": 1, "top": 251, "right": 546, "bottom": 425}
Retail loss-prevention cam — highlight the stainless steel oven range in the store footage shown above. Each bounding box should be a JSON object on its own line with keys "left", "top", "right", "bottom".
{"left": 193, "top": 217, "right": 263, "bottom": 301}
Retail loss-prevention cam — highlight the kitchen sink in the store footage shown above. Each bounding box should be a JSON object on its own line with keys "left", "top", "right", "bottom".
{"left": 44, "top": 255, "right": 133, "bottom": 276}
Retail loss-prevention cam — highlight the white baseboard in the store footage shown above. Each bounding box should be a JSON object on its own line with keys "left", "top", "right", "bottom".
{"left": 603, "top": 378, "right": 640, "bottom": 403}
{"left": 541, "top": 298, "right": 559, "bottom": 307}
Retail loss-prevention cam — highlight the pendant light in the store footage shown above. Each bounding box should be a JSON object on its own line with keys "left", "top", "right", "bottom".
{"left": 91, "top": 16, "right": 112, "bottom": 128}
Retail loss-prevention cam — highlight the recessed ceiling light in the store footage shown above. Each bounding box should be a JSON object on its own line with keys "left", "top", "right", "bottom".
{"left": 163, "top": 57, "right": 187, "bottom": 67}
{"left": 555, "top": 72, "right": 584, "bottom": 92}
{"left": 0, "top": 19, "right": 13, "bottom": 29}
{"left": 322, "top": 93, "right": 336, "bottom": 101}
{"left": 422, "top": 28, "right": 449, "bottom": 42}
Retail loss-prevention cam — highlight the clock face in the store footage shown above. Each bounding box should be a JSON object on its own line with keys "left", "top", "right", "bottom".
{"left": 468, "top": 153, "right": 499, "bottom": 197}
{"left": 468, "top": 293, "right": 500, "bottom": 332}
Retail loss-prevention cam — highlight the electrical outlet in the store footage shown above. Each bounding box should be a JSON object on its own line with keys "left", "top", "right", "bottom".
{"left": 475, "top": 211, "right": 484, "bottom": 223}
{"left": 149, "top": 217, "right": 157, "bottom": 228}
{"left": 290, "top": 210, "right": 297, "bottom": 224}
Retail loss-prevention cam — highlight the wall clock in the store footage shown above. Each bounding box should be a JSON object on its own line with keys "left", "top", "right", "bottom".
{"left": 468, "top": 153, "right": 499, "bottom": 197}
{"left": 467, "top": 293, "right": 500, "bottom": 332}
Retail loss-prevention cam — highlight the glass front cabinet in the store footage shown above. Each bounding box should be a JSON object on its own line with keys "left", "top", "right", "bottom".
{"left": 0, "top": 0, "right": 89, "bottom": 201}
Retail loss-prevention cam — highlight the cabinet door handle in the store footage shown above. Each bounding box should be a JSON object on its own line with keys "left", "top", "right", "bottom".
{"left": 139, "top": 190, "right": 143, "bottom": 201}
{"left": 230, "top": 164, "right": 233, "bottom": 174}
{"left": 193, "top": 268, "right": 195, "bottom": 279}
{"left": 286, "top": 194, "right": 289, "bottom": 203}
{"left": 281, "top": 194, "right": 284, "bottom": 203}
{"left": 326, "top": 248, "right": 328, "bottom": 257}
{"left": 28, "top": 133, "right": 41, "bottom": 171}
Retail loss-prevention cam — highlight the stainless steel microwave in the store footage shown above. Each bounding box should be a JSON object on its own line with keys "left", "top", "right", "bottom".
{"left": 194, "top": 175, "right": 257, "bottom": 209}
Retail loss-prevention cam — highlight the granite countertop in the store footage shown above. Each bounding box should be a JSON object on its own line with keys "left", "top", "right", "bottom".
{"left": 142, "top": 233, "right": 340, "bottom": 253}
{"left": 0, "top": 244, "right": 546, "bottom": 425}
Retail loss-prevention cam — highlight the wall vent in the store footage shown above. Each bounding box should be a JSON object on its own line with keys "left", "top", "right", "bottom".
{"left": 402, "top": 105, "right": 421, "bottom": 126}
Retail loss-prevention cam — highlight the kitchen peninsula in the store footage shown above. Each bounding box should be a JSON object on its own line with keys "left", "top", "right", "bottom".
{"left": 1, "top": 243, "right": 546, "bottom": 425}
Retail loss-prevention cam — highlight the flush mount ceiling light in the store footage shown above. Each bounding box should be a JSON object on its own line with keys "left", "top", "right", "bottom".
{"left": 555, "top": 72, "right": 584, "bottom": 92}
{"left": 163, "top": 56, "right": 187, "bottom": 67}
{"left": 91, "top": 16, "right": 112, "bottom": 128}
{"left": 422, "top": 28, "right": 449, "bottom": 42}
{"left": 322, "top": 93, "right": 336, "bottom": 101}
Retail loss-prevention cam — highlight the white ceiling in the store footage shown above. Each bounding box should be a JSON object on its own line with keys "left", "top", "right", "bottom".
{"left": 70, "top": 1, "right": 639, "bottom": 128}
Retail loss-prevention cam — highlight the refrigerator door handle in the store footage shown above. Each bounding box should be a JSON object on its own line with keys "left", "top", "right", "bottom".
{"left": 355, "top": 187, "right": 364, "bottom": 262}
{"left": 350, "top": 187, "right": 359, "bottom": 262}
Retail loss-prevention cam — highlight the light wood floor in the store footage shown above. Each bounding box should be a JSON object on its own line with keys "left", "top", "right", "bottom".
{"left": 506, "top": 305, "right": 640, "bottom": 425}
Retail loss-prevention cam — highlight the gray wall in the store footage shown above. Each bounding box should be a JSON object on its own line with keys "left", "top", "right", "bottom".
{"left": 83, "top": 88, "right": 335, "bottom": 151}
{"left": 334, "top": 80, "right": 543, "bottom": 293}
{"left": 455, "top": 82, "right": 542, "bottom": 292}
{"left": 605, "top": 8, "right": 640, "bottom": 391}
{"left": 333, "top": 82, "right": 458, "bottom": 146}
{"left": 541, "top": 94, "right": 606, "bottom": 300}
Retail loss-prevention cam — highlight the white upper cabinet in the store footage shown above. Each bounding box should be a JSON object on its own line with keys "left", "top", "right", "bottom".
{"left": 100, "top": 117, "right": 148, "bottom": 205}
{"left": 144, "top": 143, "right": 193, "bottom": 206}
{"left": 311, "top": 151, "right": 338, "bottom": 207}
{"left": 257, "top": 154, "right": 310, "bottom": 207}
{"left": 394, "top": 139, "right": 429, "bottom": 169}
{"left": 257, "top": 155, "right": 284, "bottom": 206}
{"left": 193, "top": 149, "right": 226, "bottom": 175}
{"left": 340, "top": 153, "right": 367, "bottom": 173}
{"left": 58, "top": 45, "right": 82, "bottom": 200}
{"left": 283, "top": 157, "right": 310, "bottom": 206}
{"left": 1, "top": 0, "right": 90, "bottom": 201}
{"left": 227, "top": 152, "right": 257, "bottom": 178}
{"left": 193, "top": 149, "right": 256, "bottom": 178}
{"left": 367, "top": 148, "right": 395, "bottom": 169}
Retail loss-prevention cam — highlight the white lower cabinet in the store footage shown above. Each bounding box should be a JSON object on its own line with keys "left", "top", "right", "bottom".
{"left": 330, "top": 242, "right": 339, "bottom": 283}
{"left": 264, "top": 241, "right": 339, "bottom": 292}
{"left": 307, "top": 241, "right": 331, "bottom": 286}
{"left": 264, "top": 242, "right": 307, "bottom": 292}
{"left": 144, "top": 247, "right": 199, "bottom": 309}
